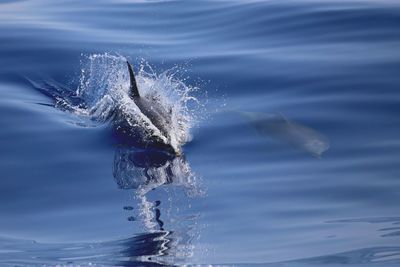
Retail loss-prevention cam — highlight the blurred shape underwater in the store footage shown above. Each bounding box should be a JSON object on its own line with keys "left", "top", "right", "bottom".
{"left": 239, "top": 111, "right": 330, "bottom": 157}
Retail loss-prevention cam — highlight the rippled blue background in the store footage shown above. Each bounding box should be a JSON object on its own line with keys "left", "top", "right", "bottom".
{"left": 1, "top": 0, "right": 400, "bottom": 266}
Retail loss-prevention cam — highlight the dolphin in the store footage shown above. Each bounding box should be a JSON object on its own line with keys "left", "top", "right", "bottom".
{"left": 239, "top": 111, "right": 329, "bottom": 157}
{"left": 27, "top": 62, "right": 182, "bottom": 155}
{"left": 126, "top": 61, "right": 179, "bottom": 155}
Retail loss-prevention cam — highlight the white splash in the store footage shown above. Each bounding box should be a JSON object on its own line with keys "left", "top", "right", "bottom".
{"left": 73, "top": 53, "right": 201, "bottom": 151}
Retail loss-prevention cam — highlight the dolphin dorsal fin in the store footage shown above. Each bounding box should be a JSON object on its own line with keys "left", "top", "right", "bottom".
{"left": 127, "top": 61, "right": 140, "bottom": 98}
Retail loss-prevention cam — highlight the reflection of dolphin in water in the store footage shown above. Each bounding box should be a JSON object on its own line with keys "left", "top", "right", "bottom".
{"left": 112, "top": 147, "right": 201, "bottom": 264}
{"left": 113, "top": 147, "right": 197, "bottom": 195}
{"left": 0, "top": 234, "right": 178, "bottom": 266}
{"left": 240, "top": 111, "right": 329, "bottom": 157}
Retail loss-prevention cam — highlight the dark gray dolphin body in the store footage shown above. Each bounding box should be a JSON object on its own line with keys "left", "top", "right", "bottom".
{"left": 240, "top": 111, "right": 329, "bottom": 157}
{"left": 126, "top": 62, "right": 177, "bottom": 154}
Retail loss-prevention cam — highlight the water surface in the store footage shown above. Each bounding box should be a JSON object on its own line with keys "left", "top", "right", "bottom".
{"left": 1, "top": 0, "right": 400, "bottom": 266}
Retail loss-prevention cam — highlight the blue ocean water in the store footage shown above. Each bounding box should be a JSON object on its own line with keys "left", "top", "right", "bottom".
{"left": 1, "top": 0, "right": 400, "bottom": 266}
